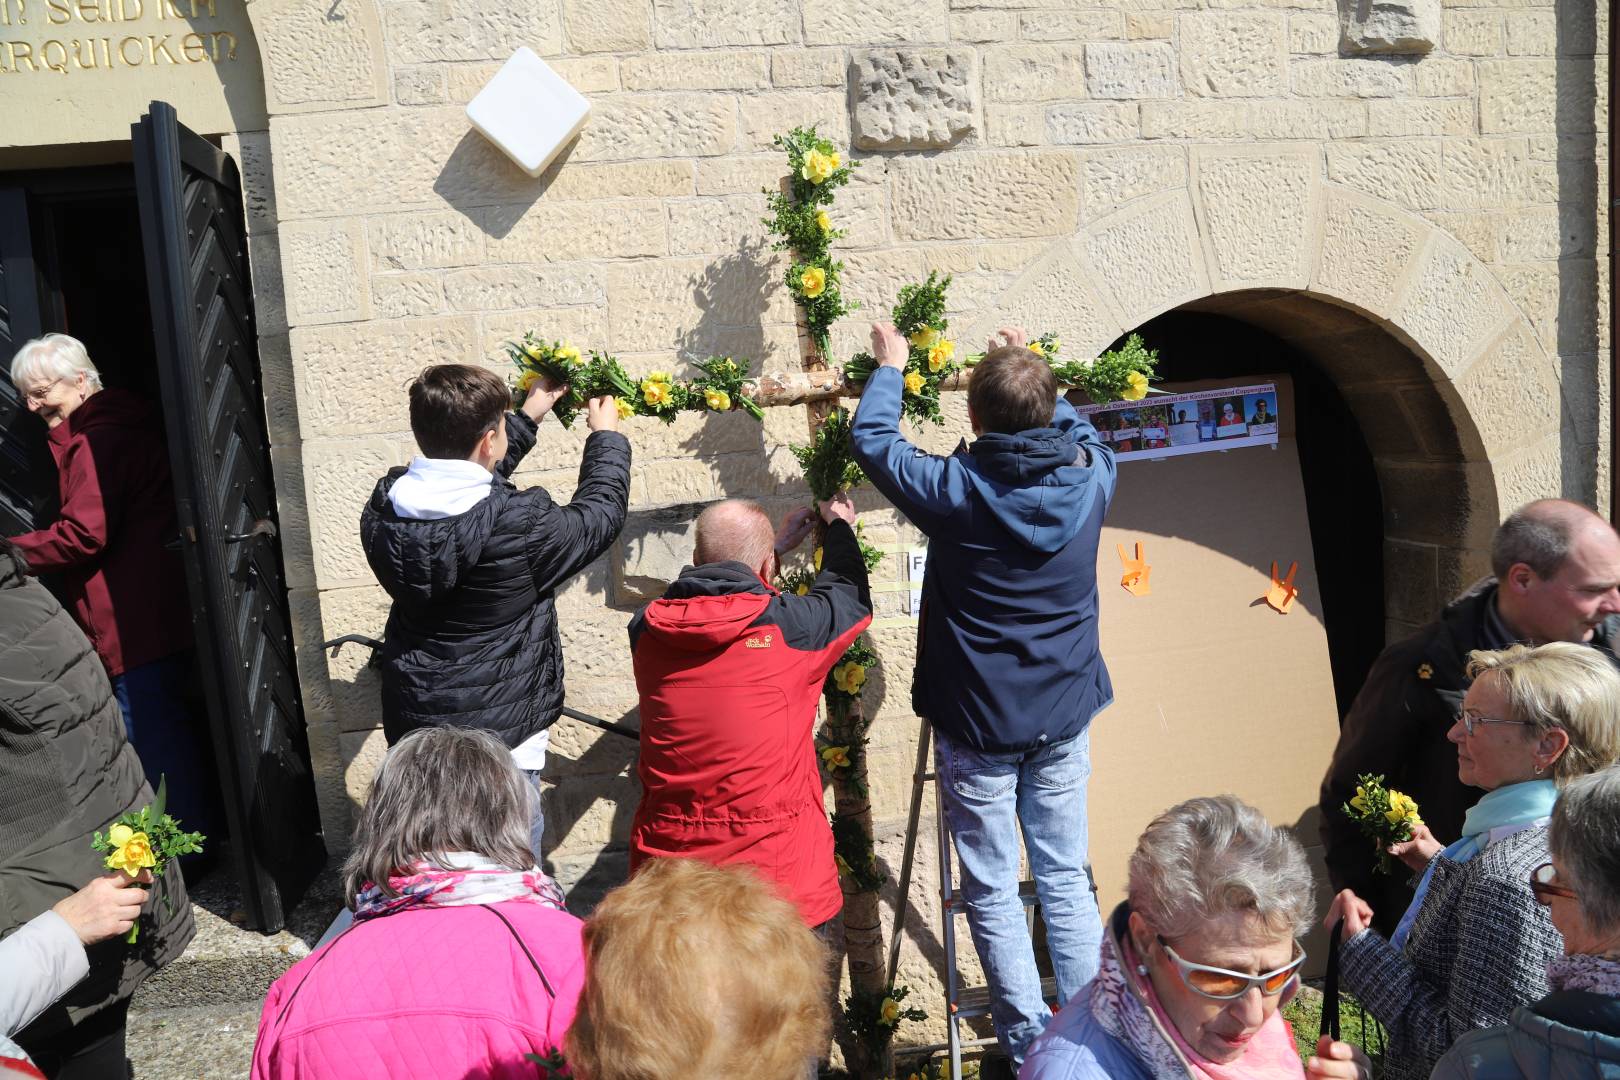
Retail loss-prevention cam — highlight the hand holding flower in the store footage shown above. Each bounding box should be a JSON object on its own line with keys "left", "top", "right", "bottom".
{"left": 869, "top": 323, "right": 909, "bottom": 371}
{"left": 521, "top": 372, "right": 569, "bottom": 423}
{"left": 1387, "top": 821, "right": 1443, "bottom": 874}
{"left": 774, "top": 507, "right": 816, "bottom": 555}
{"left": 52, "top": 872, "right": 151, "bottom": 946}
{"left": 584, "top": 395, "right": 620, "bottom": 434}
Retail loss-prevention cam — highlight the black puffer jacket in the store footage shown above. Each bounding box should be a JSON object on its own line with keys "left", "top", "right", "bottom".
{"left": 0, "top": 545, "right": 194, "bottom": 1038}
{"left": 360, "top": 412, "right": 631, "bottom": 747}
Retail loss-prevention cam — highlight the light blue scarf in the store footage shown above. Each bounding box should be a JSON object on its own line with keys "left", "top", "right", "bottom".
{"left": 1390, "top": 779, "right": 1557, "bottom": 949}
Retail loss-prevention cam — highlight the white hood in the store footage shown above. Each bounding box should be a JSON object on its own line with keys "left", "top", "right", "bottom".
{"left": 387, "top": 456, "right": 495, "bottom": 520}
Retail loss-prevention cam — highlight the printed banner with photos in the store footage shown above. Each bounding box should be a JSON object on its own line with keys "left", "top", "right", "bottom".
{"left": 1079, "top": 383, "right": 1280, "bottom": 463}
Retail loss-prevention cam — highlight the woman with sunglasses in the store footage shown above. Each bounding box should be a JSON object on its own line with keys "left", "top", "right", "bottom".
{"left": 1021, "top": 795, "right": 1369, "bottom": 1079}
{"left": 1432, "top": 765, "right": 1620, "bottom": 1078}
{"left": 1325, "top": 642, "right": 1620, "bottom": 1080}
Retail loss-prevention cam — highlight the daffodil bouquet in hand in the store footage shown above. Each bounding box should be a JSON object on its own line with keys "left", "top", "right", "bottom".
{"left": 507, "top": 335, "right": 639, "bottom": 429}
{"left": 1341, "top": 772, "right": 1422, "bottom": 876}
{"left": 90, "top": 776, "right": 204, "bottom": 941}
{"left": 844, "top": 272, "right": 960, "bottom": 423}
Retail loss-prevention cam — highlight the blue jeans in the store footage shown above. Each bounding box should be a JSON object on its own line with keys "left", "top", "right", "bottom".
{"left": 934, "top": 726, "right": 1102, "bottom": 1066}
{"left": 523, "top": 770, "right": 547, "bottom": 864}
{"left": 112, "top": 653, "right": 216, "bottom": 840}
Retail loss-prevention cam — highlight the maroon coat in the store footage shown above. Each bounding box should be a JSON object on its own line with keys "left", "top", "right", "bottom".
{"left": 10, "top": 389, "right": 193, "bottom": 678}
{"left": 628, "top": 519, "right": 872, "bottom": 927}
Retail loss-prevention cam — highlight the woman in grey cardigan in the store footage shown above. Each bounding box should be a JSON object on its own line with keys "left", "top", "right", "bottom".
{"left": 1323, "top": 643, "right": 1620, "bottom": 1080}
{"left": 1433, "top": 765, "right": 1620, "bottom": 1079}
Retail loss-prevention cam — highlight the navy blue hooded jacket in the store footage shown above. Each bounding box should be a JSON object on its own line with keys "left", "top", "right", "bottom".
{"left": 850, "top": 365, "right": 1116, "bottom": 753}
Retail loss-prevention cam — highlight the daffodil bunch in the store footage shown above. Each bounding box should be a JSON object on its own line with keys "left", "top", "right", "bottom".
{"left": 844, "top": 985, "right": 928, "bottom": 1064}
{"left": 832, "top": 809, "right": 887, "bottom": 892}
{"left": 764, "top": 126, "right": 857, "bottom": 355}
{"left": 507, "top": 335, "right": 639, "bottom": 429}
{"left": 1051, "top": 332, "right": 1159, "bottom": 404}
{"left": 844, "top": 272, "right": 960, "bottom": 423}
{"left": 825, "top": 636, "right": 878, "bottom": 707}
{"left": 90, "top": 777, "right": 204, "bottom": 942}
{"left": 689, "top": 355, "right": 764, "bottom": 420}
{"left": 789, "top": 406, "right": 866, "bottom": 501}
{"left": 1342, "top": 772, "right": 1423, "bottom": 876}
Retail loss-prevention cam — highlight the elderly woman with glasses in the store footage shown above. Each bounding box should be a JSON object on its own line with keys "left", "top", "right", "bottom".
{"left": 1021, "top": 796, "right": 1369, "bottom": 1080}
{"left": 1325, "top": 642, "right": 1620, "bottom": 1080}
{"left": 1432, "top": 764, "right": 1620, "bottom": 1078}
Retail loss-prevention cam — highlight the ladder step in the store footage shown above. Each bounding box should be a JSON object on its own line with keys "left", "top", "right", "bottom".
{"left": 954, "top": 975, "right": 1061, "bottom": 1019}
{"left": 942, "top": 879, "right": 1040, "bottom": 911}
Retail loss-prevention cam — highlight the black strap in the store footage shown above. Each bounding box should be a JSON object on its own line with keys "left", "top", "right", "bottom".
{"left": 480, "top": 903, "right": 557, "bottom": 1000}
{"left": 1320, "top": 916, "right": 1344, "bottom": 1044}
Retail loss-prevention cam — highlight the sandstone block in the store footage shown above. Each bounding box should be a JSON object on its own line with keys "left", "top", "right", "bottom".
{"left": 982, "top": 45, "right": 1084, "bottom": 103}
{"left": 368, "top": 212, "right": 484, "bottom": 273}
{"left": 1081, "top": 191, "right": 1209, "bottom": 329}
{"left": 394, "top": 66, "right": 447, "bottom": 106}
{"left": 1288, "top": 12, "right": 1339, "bottom": 53}
{"left": 1395, "top": 235, "right": 1516, "bottom": 378}
{"left": 984, "top": 104, "right": 1045, "bottom": 147}
{"left": 1438, "top": 138, "right": 1534, "bottom": 210}
{"left": 483, "top": 202, "right": 668, "bottom": 263}
{"left": 802, "top": 0, "right": 948, "bottom": 45}
{"left": 1247, "top": 100, "right": 1368, "bottom": 139}
{"left": 248, "top": 234, "right": 288, "bottom": 336}
{"left": 1442, "top": 10, "right": 1503, "bottom": 56}
{"left": 254, "top": 0, "right": 387, "bottom": 114}
{"left": 652, "top": 0, "right": 797, "bottom": 46}
{"left": 621, "top": 51, "right": 769, "bottom": 91}
{"left": 1085, "top": 42, "right": 1177, "bottom": 99}
{"left": 966, "top": 241, "right": 1123, "bottom": 361}
{"left": 736, "top": 92, "right": 850, "bottom": 153}
{"left": 280, "top": 219, "right": 369, "bottom": 327}
{"left": 852, "top": 49, "right": 977, "bottom": 149}
{"left": 1046, "top": 103, "right": 1139, "bottom": 144}
{"left": 301, "top": 437, "right": 406, "bottom": 588}
{"left": 291, "top": 316, "right": 479, "bottom": 438}
{"left": 771, "top": 50, "right": 845, "bottom": 88}
{"left": 1504, "top": 10, "right": 1554, "bottom": 56}
{"left": 442, "top": 265, "right": 606, "bottom": 312}
{"left": 385, "top": 0, "right": 561, "bottom": 63}
{"left": 1428, "top": 211, "right": 1497, "bottom": 263}
{"left": 1497, "top": 205, "right": 1590, "bottom": 262}
{"left": 695, "top": 156, "right": 788, "bottom": 196}
{"left": 1078, "top": 145, "right": 1186, "bottom": 219}
{"left": 563, "top": 0, "right": 651, "bottom": 52}
{"left": 1455, "top": 322, "right": 1559, "bottom": 456}
{"left": 1290, "top": 58, "right": 1411, "bottom": 97}
{"left": 371, "top": 273, "right": 446, "bottom": 319}
{"left": 1018, "top": 11, "right": 1121, "bottom": 41}
{"left": 1140, "top": 101, "right": 1245, "bottom": 140}
{"left": 950, "top": 10, "right": 1013, "bottom": 42}
{"left": 1124, "top": 11, "right": 1171, "bottom": 39}
{"left": 607, "top": 258, "right": 790, "bottom": 354}
{"left": 1313, "top": 189, "right": 1425, "bottom": 319}
{"left": 611, "top": 501, "right": 710, "bottom": 602}
{"left": 546, "top": 57, "right": 621, "bottom": 94}
{"left": 1366, "top": 99, "right": 1475, "bottom": 137}
{"left": 574, "top": 95, "right": 736, "bottom": 162}
{"left": 1493, "top": 436, "right": 1565, "bottom": 519}
{"left": 1337, "top": 0, "right": 1438, "bottom": 55}
{"left": 340, "top": 728, "right": 387, "bottom": 806}
{"left": 274, "top": 109, "right": 481, "bottom": 217}
{"left": 258, "top": 333, "right": 302, "bottom": 450}
{"left": 540, "top": 161, "right": 696, "bottom": 201}
{"left": 1480, "top": 60, "right": 1572, "bottom": 135}
{"left": 1414, "top": 57, "right": 1476, "bottom": 96}
{"left": 1179, "top": 13, "right": 1287, "bottom": 97}
{"left": 1324, "top": 139, "right": 1443, "bottom": 211}
{"left": 270, "top": 446, "right": 315, "bottom": 590}
{"left": 890, "top": 152, "right": 1080, "bottom": 242}
{"left": 667, "top": 195, "right": 770, "bottom": 256}
{"left": 1192, "top": 147, "right": 1316, "bottom": 289}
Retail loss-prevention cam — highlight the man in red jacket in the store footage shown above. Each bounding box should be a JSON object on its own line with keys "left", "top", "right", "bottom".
{"left": 628, "top": 493, "right": 870, "bottom": 932}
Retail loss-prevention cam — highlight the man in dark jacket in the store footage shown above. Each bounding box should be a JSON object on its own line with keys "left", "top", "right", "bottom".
{"left": 360, "top": 365, "right": 630, "bottom": 858}
{"left": 628, "top": 493, "right": 870, "bottom": 931}
{"left": 850, "top": 324, "right": 1116, "bottom": 1067}
{"left": 1, "top": 541, "right": 195, "bottom": 1078}
{"left": 1320, "top": 499, "right": 1620, "bottom": 934}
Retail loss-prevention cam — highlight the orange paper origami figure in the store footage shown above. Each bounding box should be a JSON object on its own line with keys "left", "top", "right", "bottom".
{"left": 1266, "top": 560, "right": 1299, "bottom": 614}
{"left": 1118, "top": 542, "right": 1151, "bottom": 597}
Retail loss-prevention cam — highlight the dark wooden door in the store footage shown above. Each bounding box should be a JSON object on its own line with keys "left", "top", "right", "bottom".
{"left": 133, "top": 101, "right": 324, "bottom": 931}
{"left": 0, "top": 189, "right": 49, "bottom": 537}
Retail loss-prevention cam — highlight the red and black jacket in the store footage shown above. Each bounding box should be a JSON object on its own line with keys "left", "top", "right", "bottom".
{"left": 628, "top": 518, "right": 872, "bottom": 926}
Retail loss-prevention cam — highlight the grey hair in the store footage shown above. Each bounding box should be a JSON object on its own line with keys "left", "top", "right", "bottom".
{"left": 1127, "top": 795, "right": 1315, "bottom": 941}
{"left": 1466, "top": 642, "right": 1620, "bottom": 785}
{"left": 1549, "top": 767, "right": 1620, "bottom": 937}
{"left": 341, "top": 727, "right": 536, "bottom": 907}
{"left": 1490, "top": 500, "right": 1604, "bottom": 580}
{"left": 10, "top": 333, "right": 103, "bottom": 391}
{"left": 694, "top": 499, "right": 774, "bottom": 569}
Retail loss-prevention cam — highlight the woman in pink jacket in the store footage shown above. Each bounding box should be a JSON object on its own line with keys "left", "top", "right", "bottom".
{"left": 252, "top": 728, "right": 581, "bottom": 1079}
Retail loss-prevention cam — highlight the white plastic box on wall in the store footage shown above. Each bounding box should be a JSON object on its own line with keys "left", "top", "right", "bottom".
{"left": 466, "top": 47, "right": 591, "bottom": 178}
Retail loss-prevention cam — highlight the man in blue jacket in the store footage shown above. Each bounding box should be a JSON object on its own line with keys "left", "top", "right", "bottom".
{"left": 851, "top": 323, "right": 1117, "bottom": 1068}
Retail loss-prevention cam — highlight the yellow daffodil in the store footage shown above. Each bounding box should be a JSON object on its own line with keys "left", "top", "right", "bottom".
{"left": 801, "top": 148, "right": 840, "bottom": 185}
{"left": 821, "top": 745, "right": 851, "bottom": 769}
{"left": 816, "top": 210, "right": 832, "bottom": 233}
{"left": 642, "top": 378, "right": 672, "bottom": 408}
{"left": 516, "top": 369, "right": 541, "bottom": 394}
{"left": 521, "top": 342, "right": 544, "bottom": 361}
{"left": 704, "top": 388, "right": 731, "bottom": 412}
{"left": 614, "top": 397, "right": 635, "bottom": 420}
{"left": 556, "top": 344, "right": 582, "bottom": 367}
{"left": 834, "top": 662, "right": 867, "bottom": 695}
{"left": 927, "top": 340, "right": 955, "bottom": 372}
{"left": 1049, "top": 337, "right": 1061, "bottom": 351}
{"left": 903, "top": 371, "right": 926, "bottom": 396}
{"left": 1122, "top": 371, "right": 1149, "bottom": 401}
{"left": 814, "top": 546, "right": 823, "bottom": 571}
{"left": 1386, "top": 792, "right": 1421, "bottom": 826}
{"left": 909, "top": 327, "right": 940, "bottom": 349}
{"left": 1029, "top": 340, "right": 1045, "bottom": 356}
{"left": 105, "top": 823, "right": 157, "bottom": 874}
{"left": 1349, "top": 786, "right": 1369, "bottom": 815}
{"left": 835, "top": 852, "right": 853, "bottom": 877}
{"left": 879, "top": 997, "right": 901, "bottom": 1026}
{"left": 800, "top": 266, "right": 827, "bottom": 299}
{"left": 796, "top": 582, "right": 810, "bottom": 596}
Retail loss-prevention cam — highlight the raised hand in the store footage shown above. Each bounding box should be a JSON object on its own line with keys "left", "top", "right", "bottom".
{"left": 584, "top": 395, "right": 619, "bottom": 433}
{"left": 869, "top": 323, "right": 909, "bottom": 370}
{"left": 986, "top": 326, "right": 1028, "bottom": 352}
{"left": 1323, "top": 888, "right": 1373, "bottom": 943}
{"left": 820, "top": 491, "right": 857, "bottom": 526}
{"left": 774, "top": 506, "right": 816, "bottom": 555}
{"left": 522, "top": 373, "right": 569, "bottom": 422}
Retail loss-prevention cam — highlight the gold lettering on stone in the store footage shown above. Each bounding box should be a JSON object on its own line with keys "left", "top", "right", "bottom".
{"left": 0, "top": 0, "right": 29, "bottom": 27}
{"left": 44, "top": 0, "right": 69, "bottom": 24}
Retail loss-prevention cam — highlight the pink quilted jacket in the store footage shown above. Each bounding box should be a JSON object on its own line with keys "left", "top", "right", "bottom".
{"left": 252, "top": 902, "right": 585, "bottom": 1079}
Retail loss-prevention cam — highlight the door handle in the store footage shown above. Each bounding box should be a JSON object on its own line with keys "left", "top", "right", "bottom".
{"left": 223, "top": 518, "right": 277, "bottom": 544}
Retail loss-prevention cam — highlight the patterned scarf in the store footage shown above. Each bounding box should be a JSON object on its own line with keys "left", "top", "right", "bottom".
{"left": 353, "top": 851, "right": 566, "bottom": 920}
{"left": 1549, "top": 953, "right": 1620, "bottom": 996}
{"left": 1088, "top": 909, "right": 1305, "bottom": 1080}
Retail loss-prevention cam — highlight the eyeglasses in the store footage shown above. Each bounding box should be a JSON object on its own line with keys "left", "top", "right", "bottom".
{"left": 22, "top": 378, "right": 63, "bottom": 404}
{"left": 1157, "top": 936, "right": 1305, "bottom": 1000}
{"left": 1455, "top": 710, "right": 1534, "bottom": 737}
{"left": 1530, "top": 862, "right": 1577, "bottom": 905}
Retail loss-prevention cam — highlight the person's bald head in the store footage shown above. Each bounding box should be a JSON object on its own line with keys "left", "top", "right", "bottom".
{"left": 1494, "top": 500, "right": 1620, "bottom": 644}
{"left": 694, "top": 500, "right": 776, "bottom": 576}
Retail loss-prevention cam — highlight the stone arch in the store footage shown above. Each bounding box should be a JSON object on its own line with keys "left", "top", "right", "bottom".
{"left": 968, "top": 144, "right": 1571, "bottom": 639}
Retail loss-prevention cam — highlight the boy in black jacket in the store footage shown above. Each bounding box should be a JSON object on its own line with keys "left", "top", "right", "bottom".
{"left": 360, "top": 364, "right": 631, "bottom": 857}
